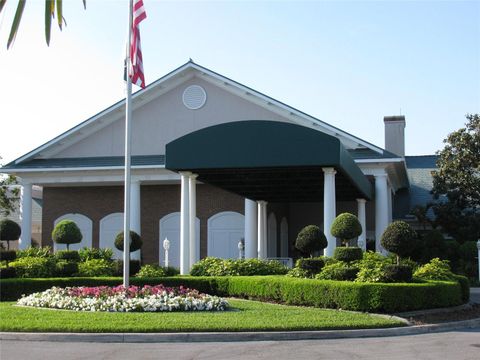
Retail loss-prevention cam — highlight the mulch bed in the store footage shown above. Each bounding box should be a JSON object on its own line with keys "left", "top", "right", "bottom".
{"left": 406, "top": 303, "right": 480, "bottom": 325}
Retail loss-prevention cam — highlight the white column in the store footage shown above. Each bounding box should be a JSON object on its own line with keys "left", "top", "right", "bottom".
{"left": 179, "top": 171, "right": 191, "bottom": 275}
{"left": 244, "top": 198, "right": 258, "bottom": 259}
{"left": 130, "top": 180, "right": 141, "bottom": 234}
{"left": 189, "top": 173, "right": 198, "bottom": 269}
{"left": 323, "top": 167, "right": 336, "bottom": 257}
{"left": 356, "top": 198, "right": 367, "bottom": 251}
{"left": 257, "top": 201, "right": 268, "bottom": 259}
{"left": 19, "top": 181, "right": 32, "bottom": 250}
{"left": 387, "top": 183, "right": 393, "bottom": 224}
{"left": 375, "top": 173, "right": 389, "bottom": 254}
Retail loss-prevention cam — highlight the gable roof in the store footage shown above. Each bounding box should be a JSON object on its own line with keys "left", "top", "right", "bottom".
{"left": 6, "top": 61, "right": 393, "bottom": 169}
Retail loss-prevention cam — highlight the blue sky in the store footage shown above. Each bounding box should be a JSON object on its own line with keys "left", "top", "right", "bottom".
{"left": 0, "top": 0, "right": 478, "bottom": 164}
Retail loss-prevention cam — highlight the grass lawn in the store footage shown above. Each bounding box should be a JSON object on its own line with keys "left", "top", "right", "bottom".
{"left": 0, "top": 299, "right": 405, "bottom": 333}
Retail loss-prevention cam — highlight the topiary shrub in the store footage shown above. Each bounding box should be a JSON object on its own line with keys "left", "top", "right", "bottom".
{"left": 0, "top": 219, "right": 21, "bottom": 250}
{"left": 330, "top": 213, "right": 362, "bottom": 246}
{"left": 333, "top": 247, "right": 363, "bottom": 263}
{"left": 316, "top": 262, "right": 359, "bottom": 281}
{"left": 295, "top": 225, "right": 327, "bottom": 257}
{"left": 286, "top": 267, "right": 309, "bottom": 278}
{"left": 52, "top": 220, "right": 82, "bottom": 251}
{"left": 114, "top": 231, "right": 143, "bottom": 252}
{"left": 55, "top": 250, "right": 81, "bottom": 262}
{"left": 295, "top": 257, "right": 325, "bottom": 277}
{"left": 383, "top": 264, "right": 413, "bottom": 283}
{"left": 381, "top": 221, "right": 417, "bottom": 264}
{"left": 55, "top": 261, "right": 79, "bottom": 277}
{"left": 78, "top": 247, "right": 113, "bottom": 262}
{"left": 77, "top": 259, "right": 116, "bottom": 277}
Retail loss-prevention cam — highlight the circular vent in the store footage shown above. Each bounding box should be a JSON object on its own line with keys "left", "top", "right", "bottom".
{"left": 182, "top": 85, "right": 207, "bottom": 110}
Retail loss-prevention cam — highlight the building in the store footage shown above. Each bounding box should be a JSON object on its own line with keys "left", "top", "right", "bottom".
{"left": 0, "top": 61, "right": 436, "bottom": 273}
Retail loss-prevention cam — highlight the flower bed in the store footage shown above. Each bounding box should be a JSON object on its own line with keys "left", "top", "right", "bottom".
{"left": 17, "top": 285, "right": 229, "bottom": 312}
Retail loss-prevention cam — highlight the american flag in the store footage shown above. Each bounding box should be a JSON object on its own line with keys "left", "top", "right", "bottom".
{"left": 129, "top": 0, "right": 147, "bottom": 88}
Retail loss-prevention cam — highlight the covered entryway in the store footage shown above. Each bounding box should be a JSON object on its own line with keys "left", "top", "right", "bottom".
{"left": 166, "top": 120, "right": 373, "bottom": 274}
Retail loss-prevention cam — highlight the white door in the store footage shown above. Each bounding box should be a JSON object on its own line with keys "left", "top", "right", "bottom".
{"left": 280, "top": 217, "right": 289, "bottom": 257}
{"left": 159, "top": 212, "right": 200, "bottom": 268}
{"left": 267, "top": 212, "right": 277, "bottom": 257}
{"left": 99, "top": 213, "right": 141, "bottom": 260}
{"left": 208, "top": 211, "right": 245, "bottom": 259}
{"left": 53, "top": 214, "right": 92, "bottom": 251}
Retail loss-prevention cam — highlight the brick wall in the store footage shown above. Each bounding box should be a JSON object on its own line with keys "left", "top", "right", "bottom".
{"left": 43, "top": 184, "right": 244, "bottom": 264}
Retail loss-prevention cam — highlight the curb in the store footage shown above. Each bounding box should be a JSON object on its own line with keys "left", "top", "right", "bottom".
{"left": 1, "top": 318, "right": 479, "bottom": 343}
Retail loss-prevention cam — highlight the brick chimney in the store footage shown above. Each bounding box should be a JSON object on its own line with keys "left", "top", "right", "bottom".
{"left": 384, "top": 115, "right": 405, "bottom": 157}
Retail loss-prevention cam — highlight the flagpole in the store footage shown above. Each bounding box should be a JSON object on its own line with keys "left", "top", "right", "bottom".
{"left": 123, "top": 0, "right": 134, "bottom": 288}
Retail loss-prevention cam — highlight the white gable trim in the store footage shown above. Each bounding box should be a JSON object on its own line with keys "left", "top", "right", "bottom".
{"left": 14, "top": 61, "right": 384, "bottom": 164}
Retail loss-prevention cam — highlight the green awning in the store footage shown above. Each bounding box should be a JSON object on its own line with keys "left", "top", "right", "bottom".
{"left": 166, "top": 121, "right": 372, "bottom": 201}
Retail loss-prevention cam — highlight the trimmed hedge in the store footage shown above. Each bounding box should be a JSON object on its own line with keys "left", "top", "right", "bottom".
{"left": 0, "top": 275, "right": 468, "bottom": 313}
{"left": 333, "top": 247, "right": 363, "bottom": 262}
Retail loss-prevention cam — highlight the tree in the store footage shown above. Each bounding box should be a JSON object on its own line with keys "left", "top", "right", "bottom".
{"left": 0, "top": 219, "right": 21, "bottom": 250}
{"left": 381, "top": 221, "right": 417, "bottom": 265}
{"left": 294, "top": 225, "right": 327, "bottom": 257}
{"left": 52, "top": 220, "right": 82, "bottom": 250}
{"left": 330, "top": 213, "right": 362, "bottom": 246}
{"left": 114, "top": 231, "right": 143, "bottom": 253}
{"left": 431, "top": 114, "right": 480, "bottom": 242}
{"left": 0, "top": 0, "right": 86, "bottom": 49}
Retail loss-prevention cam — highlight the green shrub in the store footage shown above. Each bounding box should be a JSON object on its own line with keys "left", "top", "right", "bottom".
{"left": 295, "top": 257, "right": 325, "bottom": 277}
{"left": 0, "top": 267, "right": 16, "bottom": 278}
{"left": 355, "top": 251, "right": 389, "bottom": 283}
{"left": 286, "top": 267, "right": 309, "bottom": 278}
{"left": 0, "top": 219, "right": 21, "bottom": 250}
{"left": 78, "top": 247, "right": 113, "bottom": 262}
{"left": 55, "top": 261, "right": 79, "bottom": 277}
{"left": 0, "top": 250, "right": 16, "bottom": 263}
{"left": 52, "top": 220, "right": 82, "bottom": 250}
{"left": 413, "top": 258, "right": 455, "bottom": 281}
{"left": 381, "top": 221, "right": 417, "bottom": 264}
{"left": 333, "top": 247, "right": 363, "bottom": 263}
{"left": 9, "top": 257, "right": 56, "bottom": 278}
{"left": 114, "top": 231, "right": 142, "bottom": 252}
{"left": 16, "top": 246, "right": 52, "bottom": 259}
{"left": 294, "top": 225, "right": 327, "bottom": 257}
{"left": 316, "top": 262, "right": 359, "bottom": 281}
{"left": 136, "top": 264, "right": 167, "bottom": 277}
{"left": 383, "top": 264, "right": 413, "bottom": 283}
{"left": 135, "top": 264, "right": 179, "bottom": 277}
{"left": 330, "top": 213, "right": 362, "bottom": 246}
{"left": 77, "top": 259, "right": 115, "bottom": 277}
{"left": 55, "top": 250, "right": 80, "bottom": 262}
{"left": 114, "top": 260, "right": 141, "bottom": 277}
{"left": 190, "top": 257, "right": 288, "bottom": 276}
